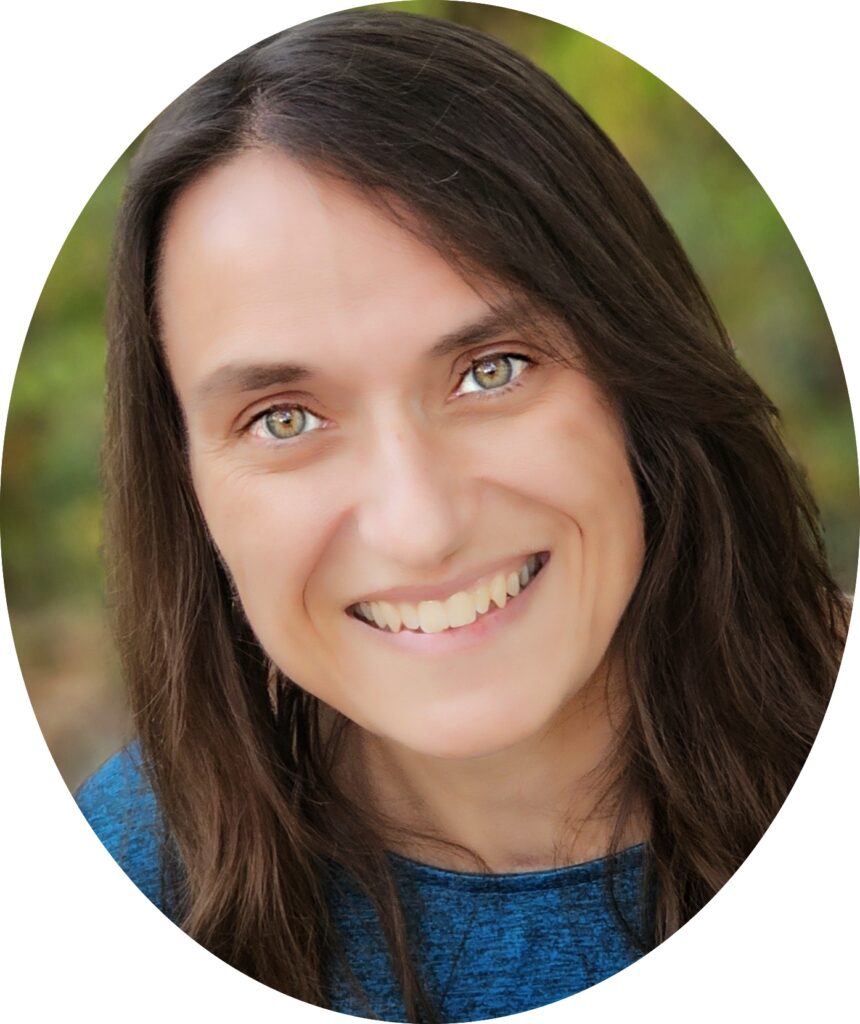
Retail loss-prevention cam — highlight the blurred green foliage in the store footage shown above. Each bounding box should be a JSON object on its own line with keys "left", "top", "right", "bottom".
{"left": 3, "top": 155, "right": 129, "bottom": 611}
{"left": 2, "top": 1, "right": 857, "bottom": 786}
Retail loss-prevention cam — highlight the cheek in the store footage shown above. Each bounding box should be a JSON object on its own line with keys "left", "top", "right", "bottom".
{"left": 498, "top": 393, "right": 645, "bottom": 622}
{"left": 190, "top": 457, "right": 342, "bottom": 629}
{"left": 490, "top": 390, "right": 642, "bottom": 538}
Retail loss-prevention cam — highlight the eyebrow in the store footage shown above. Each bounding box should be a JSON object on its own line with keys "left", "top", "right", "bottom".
{"left": 191, "top": 298, "right": 535, "bottom": 406}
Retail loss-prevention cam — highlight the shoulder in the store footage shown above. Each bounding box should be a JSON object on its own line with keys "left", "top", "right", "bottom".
{"left": 75, "top": 741, "right": 175, "bottom": 916}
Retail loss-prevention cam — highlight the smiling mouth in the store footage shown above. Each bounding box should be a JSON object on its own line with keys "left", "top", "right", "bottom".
{"left": 347, "top": 552, "right": 549, "bottom": 634}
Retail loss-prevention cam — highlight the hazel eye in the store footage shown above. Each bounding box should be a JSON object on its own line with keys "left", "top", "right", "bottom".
{"left": 456, "top": 353, "right": 533, "bottom": 396}
{"left": 248, "top": 404, "right": 325, "bottom": 442}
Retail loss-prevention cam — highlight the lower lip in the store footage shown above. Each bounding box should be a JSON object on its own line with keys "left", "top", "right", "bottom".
{"left": 346, "top": 554, "right": 550, "bottom": 655}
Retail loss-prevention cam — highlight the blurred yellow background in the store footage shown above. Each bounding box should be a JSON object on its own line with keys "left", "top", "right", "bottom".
{"left": 2, "top": 1, "right": 857, "bottom": 792}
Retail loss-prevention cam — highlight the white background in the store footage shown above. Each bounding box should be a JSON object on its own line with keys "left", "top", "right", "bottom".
{"left": 1, "top": 1, "right": 857, "bottom": 1021}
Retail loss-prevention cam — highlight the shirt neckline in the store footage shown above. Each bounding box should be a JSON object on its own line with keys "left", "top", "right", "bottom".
{"left": 385, "top": 841, "right": 646, "bottom": 892}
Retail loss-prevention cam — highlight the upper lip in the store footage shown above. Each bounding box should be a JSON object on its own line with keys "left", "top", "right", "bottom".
{"left": 347, "top": 551, "right": 547, "bottom": 608}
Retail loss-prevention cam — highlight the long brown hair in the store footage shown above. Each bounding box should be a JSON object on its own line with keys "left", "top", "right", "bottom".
{"left": 102, "top": 9, "right": 851, "bottom": 1019}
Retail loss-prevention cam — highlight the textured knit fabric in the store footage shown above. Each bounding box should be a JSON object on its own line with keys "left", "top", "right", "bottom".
{"left": 75, "top": 744, "right": 650, "bottom": 1022}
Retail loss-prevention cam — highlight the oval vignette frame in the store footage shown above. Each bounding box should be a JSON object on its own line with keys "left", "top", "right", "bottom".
{"left": 0, "top": 2, "right": 857, "bottom": 1023}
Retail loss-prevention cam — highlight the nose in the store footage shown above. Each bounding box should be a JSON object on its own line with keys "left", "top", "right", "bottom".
{"left": 355, "top": 412, "right": 477, "bottom": 570}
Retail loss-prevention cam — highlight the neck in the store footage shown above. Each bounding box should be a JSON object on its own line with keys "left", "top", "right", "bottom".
{"left": 345, "top": 670, "right": 646, "bottom": 873}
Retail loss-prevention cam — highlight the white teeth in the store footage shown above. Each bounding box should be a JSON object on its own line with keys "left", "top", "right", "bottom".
{"left": 489, "top": 573, "right": 508, "bottom": 610}
{"left": 418, "top": 600, "right": 448, "bottom": 633}
{"left": 400, "top": 602, "right": 421, "bottom": 630}
{"left": 355, "top": 554, "right": 546, "bottom": 632}
{"left": 446, "top": 591, "right": 478, "bottom": 628}
{"left": 369, "top": 601, "right": 385, "bottom": 629}
{"left": 379, "top": 600, "right": 402, "bottom": 633}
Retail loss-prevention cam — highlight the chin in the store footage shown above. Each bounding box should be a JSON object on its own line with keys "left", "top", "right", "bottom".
{"left": 384, "top": 704, "right": 554, "bottom": 762}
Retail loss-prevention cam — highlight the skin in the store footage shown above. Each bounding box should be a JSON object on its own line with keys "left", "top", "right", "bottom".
{"left": 158, "top": 148, "right": 647, "bottom": 870}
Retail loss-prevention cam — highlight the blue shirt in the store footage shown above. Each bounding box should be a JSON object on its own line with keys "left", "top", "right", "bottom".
{"left": 75, "top": 744, "right": 650, "bottom": 1021}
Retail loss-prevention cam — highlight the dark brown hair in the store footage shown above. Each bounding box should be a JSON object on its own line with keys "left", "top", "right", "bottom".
{"left": 103, "top": 8, "right": 850, "bottom": 1019}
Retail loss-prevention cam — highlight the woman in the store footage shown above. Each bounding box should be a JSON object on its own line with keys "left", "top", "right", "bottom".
{"left": 75, "top": 9, "right": 850, "bottom": 1021}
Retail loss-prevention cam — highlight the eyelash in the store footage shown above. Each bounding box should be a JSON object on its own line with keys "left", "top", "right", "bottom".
{"left": 243, "top": 351, "right": 536, "bottom": 445}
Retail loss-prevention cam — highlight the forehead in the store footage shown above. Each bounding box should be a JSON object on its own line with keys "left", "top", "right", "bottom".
{"left": 157, "top": 149, "right": 501, "bottom": 392}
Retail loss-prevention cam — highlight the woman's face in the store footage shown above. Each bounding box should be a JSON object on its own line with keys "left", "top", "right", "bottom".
{"left": 158, "top": 149, "right": 645, "bottom": 760}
